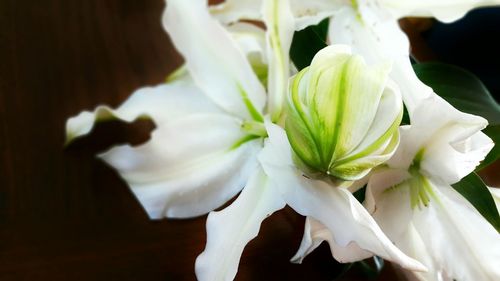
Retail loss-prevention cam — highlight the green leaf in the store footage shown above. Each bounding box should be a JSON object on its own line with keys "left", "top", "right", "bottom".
{"left": 413, "top": 62, "right": 500, "bottom": 170}
{"left": 452, "top": 172, "right": 500, "bottom": 232}
{"left": 413, "top": 62, "right": 500, "bottom": 125}
{"left": 353, "top": 186, "right": 366, "bottom": 203}
{"left": 289, "top": 18, "right": 329, "bottom": 70}
{"left": 350, "top": 257, "right": 385, "bottom": 279}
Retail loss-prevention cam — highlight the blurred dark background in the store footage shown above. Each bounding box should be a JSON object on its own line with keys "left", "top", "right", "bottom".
{"left": 0, "top": 1, "right": 498, "bottom": 280}
{"left": 423, "top": 7, "right": 500, "bottom": 102}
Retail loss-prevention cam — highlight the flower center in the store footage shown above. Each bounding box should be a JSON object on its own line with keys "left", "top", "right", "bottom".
{"left": 242, "top": 120, "right": 268, "bottom": 137}
{"left": 406, "top": 149, "right": 439, "bottom": 209}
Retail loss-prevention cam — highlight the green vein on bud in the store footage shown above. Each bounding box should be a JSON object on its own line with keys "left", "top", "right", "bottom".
{"left": 285, "top": 45, "right": 402, "bottom": 181}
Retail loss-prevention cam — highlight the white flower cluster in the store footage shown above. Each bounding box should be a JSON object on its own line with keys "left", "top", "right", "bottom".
{"left": 66, "top": 0, "right": 500, "bottom": 280}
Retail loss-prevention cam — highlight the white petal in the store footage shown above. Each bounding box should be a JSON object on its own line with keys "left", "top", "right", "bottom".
{"left": 210, "top": 0, "right": 340, "bottom": 31}
{"left": 366, "top": 170, "right": 415, "bottom": 245}
{"left": 227, "top": 22, "right": 267, "bottom": 63}
{"left": 367, "top": 171, "right": 448, "bottom": 281}
{"left": 263, "top": 0, "right": 295, "bottom": 121}
{"left": 489, "top": 187, "right": 500, "bottom": 211}
{"left": 210, "top": 0, "right": 263, "bottom": 24}
{"left": 390, "top": 94, "right": 493, "bottom": 184}
{"left": 289, "top": 0, "right": 340, "bottom": 30}
{"left": 65, "top": 79, "right": 220, "bottom": 144}
{"left": 195, "top": 168, "right": 285, "bottom": 281}
{"left": 413, "top": 182, "right": 500, "bottom": 281}
{"left": 100, "top": 113, "right": 262, "bottom": 219}
{"left": 259, "top": 123, "right": 426, "bottom": 271}
{"left": 329, "top": 7, "right": 408, "bottom": 68}
{"left": 328, "top": 6, "right": 432, "bottom": 115}
{"left": 379, "top": 0, "right": 500, "bottom": 23}
{"left": 291, "top": 217, "right": 371, "bottom": 264}
{"left": 164, "top": 0, "right": 266, "bottom": 120}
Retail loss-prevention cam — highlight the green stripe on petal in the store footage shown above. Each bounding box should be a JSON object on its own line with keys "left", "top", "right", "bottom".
{"left": 263, "top": 0, "right": 294, "bottom": 122}
{"left": 285, "top": 45, "right": 403, "bottom": 180}
{"left": 238, "top": 83, "right": 264, "bottom": 122}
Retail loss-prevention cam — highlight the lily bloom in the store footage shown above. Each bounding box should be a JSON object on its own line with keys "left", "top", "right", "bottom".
{"left": 212, "top": 0, "right": 500, "bottom": 116}
{"left": 364, "top": 95, "right": 497, "bottom": 281}
{"left": 196, "top": 45, "right": 425, "bottom": 281}
{"left": 65, "top": 0, "right": 291, "bottom": 219}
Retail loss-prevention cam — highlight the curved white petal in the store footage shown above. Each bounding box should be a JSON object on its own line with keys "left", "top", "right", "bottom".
{"left": 389, "top": 94, "right": 493, "bottom": 184}
{"left": 367, "top": 171, "right": 452, "bottom": 281}
{"left": 210, "top": 0, "right": 263, "bottom": 24}
{"left": 412, "top": 182, "right": 500, "bottom": 281}
{"left": 366, "top": 170, "right": 415, "bottom": 245}
{"left": 259, "top": 123, "right": 426, "bottom": 271}
{"left": 210, "top": 0, "right": 339, "bottom": 31}
{"left": 100, "top": 113, "right": 262, "bottom": 219}
{"left": 263, "top": 0, "right": 294, "bottom": 121}
{"left": 290, "top": 0, "right": 340, "bottom": 30}
{"left": 195, "top": 168, "right": 285, "bottom": 281}
{"left": 291, "top": 217, "right": 372, "bottom": 264}
{"left": 65, "top": 79, "right": 220, "bottom": 144}
{"left": 164, "top": 0, "right": 266, "bottom": 120}
{"left": 489, "top": 187, "right": 500, "bottom": 211}
{"left": 328, "top": 6, "right": 433, "bottom": 115}
{"left": 228, "top": 22, "right": 267, "bottom": 63}
{"left": 379, "top": 0, "right": 500, "bottom": 23}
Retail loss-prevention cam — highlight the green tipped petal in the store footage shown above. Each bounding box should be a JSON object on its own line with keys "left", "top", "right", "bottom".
{"left": 286, "top": 45, "right": 403, "bottom": 180}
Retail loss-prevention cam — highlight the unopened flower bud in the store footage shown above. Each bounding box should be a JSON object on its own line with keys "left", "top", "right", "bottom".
{"left": 285, "top": 45, "right": 403, "bottom": 180}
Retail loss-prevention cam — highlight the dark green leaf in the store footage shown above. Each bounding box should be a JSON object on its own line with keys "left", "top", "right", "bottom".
{"left": 353, "top": 186, "right": 366, "bottom": 203}
{"left": 350, "top": 257, "right": 385, "bottom": 279}
{"left": 413, "top": 62, "right": 500, "bottom": 125}
{"left": 451, "top": 172, "right": 500, "bottom": 232}
{"left": 289, "top": 18, "right": 329, "bottom": 70}
{"left": 401, "top": 105, "right": 410, "bottom": 125}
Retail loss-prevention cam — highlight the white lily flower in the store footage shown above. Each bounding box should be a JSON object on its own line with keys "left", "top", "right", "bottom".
{"left": 210, "top": 0, "right": 342, "bottom": 31}
{"left": 65, "top": 0, "right": 290, "bottom": 219}
{"left": 328, "top": 0, "right": 500, "bottom": 116}
{"left": 195, "top": 45, "right": 425, "bottom": 281}
{"left": 360, "top": 94, "right": 499, "bottom": 281}
{"left": 210, "top": 0, "right": 500, "bottom": 116}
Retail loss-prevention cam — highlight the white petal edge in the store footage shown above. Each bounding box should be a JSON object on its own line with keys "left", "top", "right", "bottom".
{"left": 379, "top": 0, "right": 500, "bottom": 23}
{"left": 210, "top": 0, "right": 340, "bottom": 31}
{"left": 489, "top": 187, "right": 500, "bottom": 211}
{"left": 65, "top": 79, "right": 220, "bottom": 144}
{"left": 389, "top": 93, "right": 492, "bottom": 184}
{"left": 164, "top": 0, "right": 266, "bottom": 120}
{"left": 195, "top": 167, "right": 285, "bottom": 281}
{"left": 328, "top": 6, "right": 433, "bottom": 116}
{"left": 412, "top": 181, "right": 500, "bottom": 281}
{"left": 210, "top": 0, "right": 263, "bottom": 24}
{"left": 227, "top": 22, "right": 267, "bottom": 64}
{"left": 291, "top": 217, "right": 372, "bottom": 264}
{"left": 259, "top": 122, "right": 426, "bottom": 271}
{"left": 100, "top": 113, "right": 262, "bottom": 219}
{"left": 263, "top": 0, "right": 295, "bottom": 121}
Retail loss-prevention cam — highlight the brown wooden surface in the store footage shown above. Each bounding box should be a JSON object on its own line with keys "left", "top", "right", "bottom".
{"left": 0, "top": 0, "right": 403, "bottom": 280}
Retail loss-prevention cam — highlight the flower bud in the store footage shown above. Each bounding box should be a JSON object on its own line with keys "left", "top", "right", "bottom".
{"left": 285, "top": 45, "right": 403, "bottom": 180}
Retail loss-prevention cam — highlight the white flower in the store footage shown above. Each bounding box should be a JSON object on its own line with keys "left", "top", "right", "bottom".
{"left": 195, "top": 45, "right": 425, "bottom": 281}
{"left": 362, "top": 94, "right": 498, "bottom": 281}
{"left": 65, "top": 0, "right": 290, "bottom": 219}
{"left": 211, "top": 0, "right": 500, "bottom": 117}
{"left": 327, "top": 0, "right": 500, "bottom": 117}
